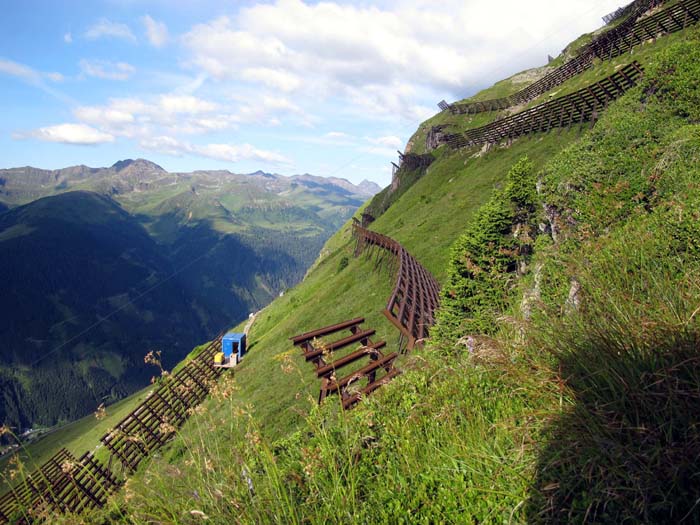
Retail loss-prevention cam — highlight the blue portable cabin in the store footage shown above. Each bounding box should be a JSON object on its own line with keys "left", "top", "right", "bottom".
{"left": 222, "top": 332, "right": 246, "bottom": 363}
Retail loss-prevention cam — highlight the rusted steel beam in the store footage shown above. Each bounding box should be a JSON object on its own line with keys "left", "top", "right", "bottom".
{"left": 290, "top": 317, "right": 365, "bottom": 345}
{"left": 443, "top": 62, "right": 643, "bottom": 149}
{"left": 325, "top": 353, "right": 399, "bottom": 395}
{"left": 303, "top": 329, "right": 376, "bottom": 361}
{"left": 342, "top": 369, "right": 403, "bottom": 410}
{"left": 316, "top": 342, "right": 386, "bottom": 378}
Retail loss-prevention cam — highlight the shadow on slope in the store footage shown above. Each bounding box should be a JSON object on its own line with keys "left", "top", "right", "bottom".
{"left": 526, "top": 220, "right": 700, "bottom": 523}
{"left": 0, "top": 192, "right": 229, "bottom": 429}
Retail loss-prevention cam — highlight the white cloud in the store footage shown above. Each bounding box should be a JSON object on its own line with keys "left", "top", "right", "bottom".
{"left": 240, "top": 67, "right": 302, "bottom": 92}
{"left": 74, "top": 94, "right": 219, "bottom": 128}
{"left": 231, "top": 95, "right": 305, "bottom": 126}
{"left": 140, "top": 135, "right": 186, "bottom": 156}
{"left": 368, "top": 135, "right": 404, "bottom": 149}
{"left": 64, "top": 32, "right": 72, "bottom": 44}
{"left": 74, "top": 105, "right": 135, "bottom": 126}
{"left": 0, "top": 58, "right": 40, "bottom": 82}
{"left": 26, "top": 123, "right": 115, "bottom": 145}
{"left": 85, "top": 18, "right": 136, "bottom": 42}
{"left": 325, "top": 131, "right": 352, "bottom": 140}
{"left": 79, "top": 59, "right": 135, "bottom": 80}
{"left": 0, "top": 58, "right": 67, "bottom": 86}
{"left": 139, "top": 135, "right": 290, "bottom": 165}
{"left": 72, "top": 93, "right": 242, "bottom": 142}
{"left": 181, "top": 0, "right": 624, "bottom": 119}
{"left": 45, "top": 72, "right": 64, "bottom": 82}
{"left": 158, "top": 94, "right": 218, "bottom": 114}
{"left": 194, "top": 143, "right": 290, "bottom": 165}
{"left": 142, "top": 15, "right": 168, "bottom": 48}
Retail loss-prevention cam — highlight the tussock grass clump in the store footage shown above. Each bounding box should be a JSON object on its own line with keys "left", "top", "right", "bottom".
{"left": 526, "top": 216, "right": 700, "bottom": 523}
{"left": 95, "top": 349, "right": 559, "bottom": 524}
{"left": 520, "top": 30, "right": 700, "bottom": 522}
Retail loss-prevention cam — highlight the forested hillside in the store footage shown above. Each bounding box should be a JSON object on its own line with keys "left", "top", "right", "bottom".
{"left": 0, "top": 191, "right": 220, "bottom": 428}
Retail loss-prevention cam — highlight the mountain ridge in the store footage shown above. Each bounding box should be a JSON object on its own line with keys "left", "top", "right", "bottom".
{"left": 0, "top": 159, "right": 380, "bottom": 209}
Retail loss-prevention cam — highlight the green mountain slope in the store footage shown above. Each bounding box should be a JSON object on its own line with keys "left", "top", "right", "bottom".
{"left": 9, "top": 6, "right": 700, "bottom": 524}
{"left": 0, "top": 162, "right": 376, "bottom": 431}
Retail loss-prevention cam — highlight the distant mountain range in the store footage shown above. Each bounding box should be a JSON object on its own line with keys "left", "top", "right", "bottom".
{"left": 0, "top": 159, "right": 380, "bottom": 208}
{"left": 0, "top": 159, "right": 379, "bottom": 430}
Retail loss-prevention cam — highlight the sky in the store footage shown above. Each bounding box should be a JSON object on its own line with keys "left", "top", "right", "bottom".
{"left": 0, "top": 0, "right": 625, "bottom": 186}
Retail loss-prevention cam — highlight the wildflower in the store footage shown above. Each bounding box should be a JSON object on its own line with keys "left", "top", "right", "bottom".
{"left": 319, "top": 340, "right": 332, "bottom": 359}
{"left": 124, "top": 482, "right": 135, "bottom": 502}
{"left": 190, "top": 509, "right": 209, "bottom": 520}
{"left": 94, "top": 403, "right": 107, "bottom": 420}
{"left": 145, "top": 349, "right": 168, "bottom": 377}
{"left": 8, "top": 454, "right": 22, "bottom": 479}
{"left": 61, "top": 460, "right": 76, "bottom": 474}
{"left": 232, "top": 406, "right": 248, "bottom": 419}
{"left": 159, "top": 422, "right": 177, "bottom": 435}
{"left": 301, "top": 447, "right": 322, "bottom": 478}
{"left": 246, "top": 430, "right": 262, "bottom": 447}
{"left": 186, "top": 404, "right": 206, "bottom": 416}
{"left": 242, "top": 467, "right": 254, "bottom": 495}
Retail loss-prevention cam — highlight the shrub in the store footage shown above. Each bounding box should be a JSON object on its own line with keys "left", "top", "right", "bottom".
{"left": 644, "top": 27, "right": 700, "bottom": 122}
{"left": 435, "top": 156, "right": 537, "bottom": 341}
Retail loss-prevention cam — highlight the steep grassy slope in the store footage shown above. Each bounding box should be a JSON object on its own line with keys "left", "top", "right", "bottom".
{"left": 15, "top": 14, "right": 700, "bottom": 525}
{"left": 72, "top": 74, "right": 592, "bottom": 525}
{"left": 369, "top": 131, "right": 581, "bottom": 280}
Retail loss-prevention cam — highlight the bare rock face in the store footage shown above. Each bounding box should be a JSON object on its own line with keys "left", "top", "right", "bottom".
{"left": 565, "top": 278, "right": 582, "bottom": 314}
{"left": 426, "top": 125, "right": 447, "bottom": 152}
{"left": 520, "top": 263, "right": 544, "bottom": 321}
{"left": 543, "top": 203, "right": 562, "bottom": 243}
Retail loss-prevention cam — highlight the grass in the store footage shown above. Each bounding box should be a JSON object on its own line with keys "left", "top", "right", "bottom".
{"left": 15, "top": 16, "right": 700, "bottom": 525}
{"left": 372, "top": 129, "right": 582, "bottom": 280}
{"left": 90, "top": 346, "right": 559, "bottom": 524}
{"left": 89, "top": 26, "right": 700, "bottom": 524}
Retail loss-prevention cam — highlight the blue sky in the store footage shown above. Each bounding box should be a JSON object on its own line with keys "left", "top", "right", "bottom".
{"left": 0, "top": 0, "right": 624, "bottom": 185}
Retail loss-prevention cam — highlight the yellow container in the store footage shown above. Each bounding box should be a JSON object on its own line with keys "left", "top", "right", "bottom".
{"left": 214, "top": 352, "right": 225, "bottom": 364}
